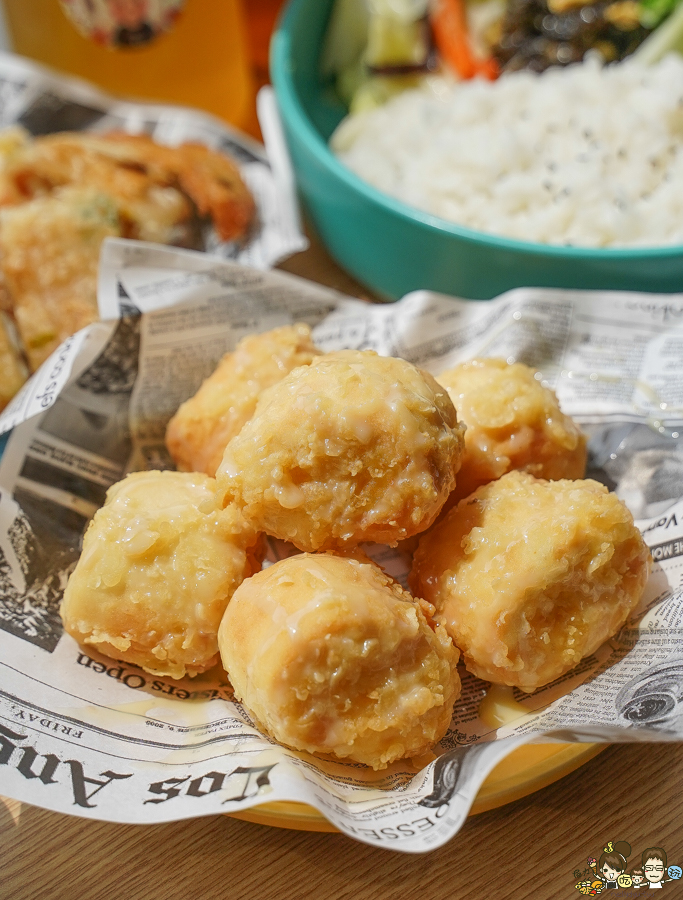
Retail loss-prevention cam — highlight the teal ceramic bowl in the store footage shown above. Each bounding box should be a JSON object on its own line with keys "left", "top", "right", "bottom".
{"left": 270, "top": 0, "right": 683, "bottom": 300}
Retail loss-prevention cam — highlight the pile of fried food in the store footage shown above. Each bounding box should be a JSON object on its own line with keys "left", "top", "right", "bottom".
{"left": 0, "top": 127, "right": 255, "bottom": 411}
{"left": 60, "top": 324, "right": 652, "bottom": 770}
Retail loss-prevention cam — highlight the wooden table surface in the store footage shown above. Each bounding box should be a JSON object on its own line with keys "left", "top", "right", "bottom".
{"left": 2, "top": 234, "right": 683, "bottom": 900}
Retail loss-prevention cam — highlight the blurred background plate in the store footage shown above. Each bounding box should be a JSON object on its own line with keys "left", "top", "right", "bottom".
{"left": 270, "top": 0, "right": 683, "bottom": 300}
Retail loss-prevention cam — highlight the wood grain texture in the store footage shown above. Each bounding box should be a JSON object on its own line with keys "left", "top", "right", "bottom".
{"left": 2, "top": 744, "right": 682, "bottom": 900}
{"left": 277, "top": 219, "right": 383, "bottom": 302}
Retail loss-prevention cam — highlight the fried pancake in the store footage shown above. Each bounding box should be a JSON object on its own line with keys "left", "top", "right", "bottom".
{"left": 0, "top": 187, "right": 121, "bottom": 370}
{"left": 0, "top": 130, "right": 255, "bottom": 243}
{"left": 216, "top": 350, "right": 466, "bottom": 550}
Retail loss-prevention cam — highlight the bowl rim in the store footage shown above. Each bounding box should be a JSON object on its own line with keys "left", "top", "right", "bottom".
{"left": 271, "top": 0, "right": 683, "bottom": 262}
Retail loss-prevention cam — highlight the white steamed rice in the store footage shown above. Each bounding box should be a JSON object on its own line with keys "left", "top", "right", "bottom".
{"left": 331, "top": 54, "right": 683, "bottom": 248}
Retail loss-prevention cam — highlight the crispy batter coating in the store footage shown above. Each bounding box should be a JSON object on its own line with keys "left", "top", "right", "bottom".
{"left": 0, "top": 128, "right": 256, "bottom": 374}
{"left": 60, "top": 470, "right": 263, "bottom": 680}
{"left": 216, "top": 350, "right": 466, "bottom": 550}
{"left": 437, "top": 358, "right": 587, "bottom": 504}
{"left": 219, "top": 553, "right": 460, "bottom": 769}
{"left": 0, "top": 131, "right": 192, "bottom": 244}
{"left": 166, "top": 324, "right": 323, "bottom": 477}
{"left": 0, "top": 187, "right": 120, "bottom": 370}
{"left": 0, "top": 130, "right": 255, "bottom": 244}
{"left": 410, "top": 471, "right": 651, "bottom": 692}
{"left": 0, "top": 128, "right": 257, "bottom": 375}
{"left": 99, "top": 132, "right": 256, "bottom": 242}
{"left": 0, "top": 310, "right": 28, "bottom": 410}
{"left": 0, "top": 126, "right": 30, "bottom": 205}
{"left": 167, "top": 139, "right": 256, "bottom": 242}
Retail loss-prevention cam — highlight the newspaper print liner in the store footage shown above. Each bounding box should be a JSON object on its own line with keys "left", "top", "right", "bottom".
{"left": 0, "top": 240, "right": 682, "bottom": 853}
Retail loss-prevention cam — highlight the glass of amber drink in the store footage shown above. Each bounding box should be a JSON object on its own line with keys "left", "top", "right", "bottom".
{"left": 2, "top": 0, "right": 256, "bottom": 133}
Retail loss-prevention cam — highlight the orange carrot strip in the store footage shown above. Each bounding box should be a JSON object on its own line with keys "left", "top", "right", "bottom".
{"left": 430, "top": 0, "right": 498, "bottom": 80}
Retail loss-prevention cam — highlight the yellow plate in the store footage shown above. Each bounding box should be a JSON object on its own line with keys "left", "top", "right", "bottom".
{"left": 229, "top": 741, "right": 604, "bottom": 832}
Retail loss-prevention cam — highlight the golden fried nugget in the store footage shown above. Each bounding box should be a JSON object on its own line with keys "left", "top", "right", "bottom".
{"left": 216, "top": 350, "right": 466, "bottom": 551}
{"left": 61, "top": 470, "right": 263, "bottom": 680}
{"left": 0, "top": 187, "right": 121, "bottom": 370}
{"left": 166, "top": 324, "right": 323, "bottom": 477}
{"left": 410, "top": 471, "right": 651, "bottom": 692}
{"left": 0, "top": 310, "right": 28, "bottom": 410}
{"left": 219, "top": 553, "right": 460, "bottom": 769}
{"left": 437, "top": 358, "right": 586, "bottom": 504}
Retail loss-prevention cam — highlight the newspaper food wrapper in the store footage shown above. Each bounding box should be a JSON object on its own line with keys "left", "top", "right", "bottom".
{"left": 0, "top": 52, "right": 307, "bottom": 269}
{"left": 1, "top": 239, "right": 682, "bottom": 854}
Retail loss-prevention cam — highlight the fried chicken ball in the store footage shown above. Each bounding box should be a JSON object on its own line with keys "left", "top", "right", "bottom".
{"left": 60, "top": 470, "right": 263, "bottom": 679}
{"left": 437, "top": 358, "right": 586, "bottom": 505}
{"left": 410, "top": 471, "right": 651, "bottom": 692}
{"left": 98, "top": 132, "right": 256, "bottom": 242}
{"left": 166, "top": 323, "right": 323, "bottom": 477}
{"left": 216, "top": 350, "right": 466, "bottom": 551}
{"left": 219, "top": 553, "right": 460, "bottom": 769}
{"left": 0, "top": 127, "right": 256, "bottom": 376}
